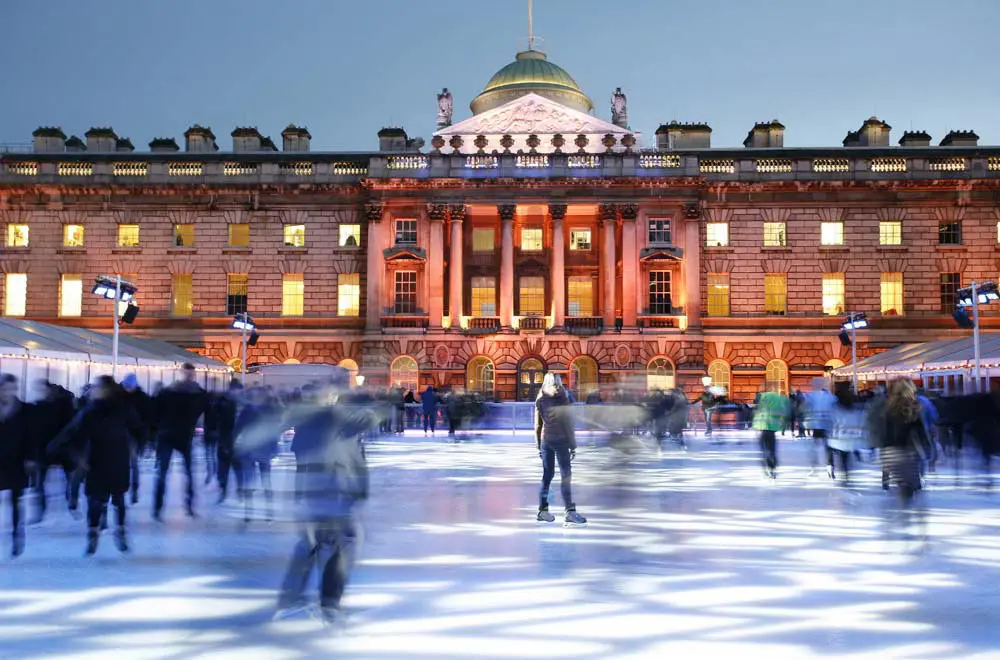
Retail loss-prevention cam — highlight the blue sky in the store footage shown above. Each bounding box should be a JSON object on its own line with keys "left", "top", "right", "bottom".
{"left": 1, "top": 0, "right": 997, "bottom": 151}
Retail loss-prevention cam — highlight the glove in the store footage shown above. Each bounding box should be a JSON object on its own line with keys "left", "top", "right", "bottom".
{"left": 570, "top": 449, "right": 576, "bottom": 462}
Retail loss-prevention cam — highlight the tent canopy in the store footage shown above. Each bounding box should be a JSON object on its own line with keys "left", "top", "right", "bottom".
{"left": 832, "top": 333, "right": 1000, "bottom": 379}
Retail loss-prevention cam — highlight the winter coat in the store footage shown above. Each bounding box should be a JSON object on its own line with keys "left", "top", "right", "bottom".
{"left": 33, "top": 389, "right": 76, "bottom": 465}
{"left": 421, "top": 387, "right": 437, "bottom": 415}
{"left": 289, "top": 403, "right": 334, "bottom": 465}
{"left": 0, "top": 401, "right": 33, "bottom": 492}
{"left": 802, "top": 390, "right": 836, "bottom": 433}
{"left": 234, "top": 403, "right": 281, "bottom": 462}
{"left": 534, "top": 388, "right": 576, "bottom": 450}
{"left": 153, "top": 380, "right": 209, "bottom": 449}
{"left": 299, "top": 402, "right": 373, "bottom": 522}
{"left": 882, "top": 408, "right": 929, "bottom": 453}
{"left": 752, "top": 392, "right": 789, "bottom": 432}
{"left": 50, "top": 396, "right": 145, "bottom": 496}
{"left": 204, "top": 392, "right": 238, "bottom": 445}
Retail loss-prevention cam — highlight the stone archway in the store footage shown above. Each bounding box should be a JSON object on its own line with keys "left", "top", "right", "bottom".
{"left": 517, "top": 357, "right": 546, "bottom": 401}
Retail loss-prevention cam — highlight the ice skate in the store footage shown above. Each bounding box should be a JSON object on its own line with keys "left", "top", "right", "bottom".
{"left": 564, "top": 511, "right": 587, "bottom": 527}
{"left": 536, "top": 509, "right": 555, "bottom": 523}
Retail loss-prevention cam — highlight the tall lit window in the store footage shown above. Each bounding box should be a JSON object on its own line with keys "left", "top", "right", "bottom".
{"left": 820, "top": 221, "right": 844, "bottom": 246}
{"left": 283, "top": 224, "right": 306, "bottom": 247}
{"left": 880, "top": 272, "right": 903, "bottom": 316}
{"left": 940, "top": 273, "right": 961, "bottom": 313}
{"left": 765, "top": 360, "right": 789, "bottom": 395}
{"left": 390, "top": 356, "right": 419, "bottom": 391}
{"left": 339, "top": 224, "right": 361, "bottom": 247}
{"left": 763, "top": 222, "right": 786, "bottom": 247}
{"left": 337, "top": 273, "right": 360, "bottom": 316}
{"left": 646, "top": 357, "right": 675, "bottom": 391}
{"left": 706, "top": 273, "right": 730, "bottom": 316}
{"left": 706, "top": 223, "right": 729, "bottom": 247}
{"left": 174, "top": 224, "right": 195, "bottom": 247}
{"left": 282, "top": 274, "right": 305, "bottom": 316}
{"left": 648, "top": 271, "right": 672, "bottom": 314}
{"left": 171, "top": 274, "right": 193, "bottom": 316}
{"left": 764, "top": 274, "right": 787, "bottom": 315}
{"left": 117, "top": 224, "right": 140, "bottom": 247}
{"left": 59, "top": 274, "right": 82, "bottom": 317}
{"left": 229, "top": 224, "right": 250, "bottom": 247}
{"left": 708, "top": 360, "right": 731, "bottom": 392}
{"left": 648, "top": 218, "right": 672, "bottom": 245}
{"left": 519, "top": 276, "right": 545, "bottom": 315}
{"left": 472, "top": 228, "right": 495, "bottom": 252}
{"left": 6, "top": 225, "right": 29, "bottom": 247}
{"left": 63, "top": 224, "right": 85, "bottom": 247}
{"left": 226, "top": 273, "right": 248, "bottom": 316}
{"left": 4, "top": 274, "right": 26, "bottom": 317}
{"left": 393, "top": 271, "right": 416, "bottom": 314}
{"left": 467, "top": 356, "right": 495, "bottom": 395}
{"left": 569, "top": 229, "right": 591, "bottom": 251}
{"left": 939, "top": 222, "right": 961, "bottom": 245}
{"left": 567, "top": 276, "right": 593, "bottom": 316}
{"left": 521, "top": 227, "right": 543, "bottom": 251}
{"left": 394, "top": 219, "right": 417, "bottom": 245}
{"left": 822, "top": 273, "right": 845, "bottom": 316}
{"left": 879, "top": 221, "right": 902, "bottom": 246}
{"left": 470, "top": 276, "right": 496, "bottom": 317}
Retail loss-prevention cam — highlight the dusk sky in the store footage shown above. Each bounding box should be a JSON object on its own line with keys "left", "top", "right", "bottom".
{"left": 1, "top": 0, "right": 997, "bottom": 151}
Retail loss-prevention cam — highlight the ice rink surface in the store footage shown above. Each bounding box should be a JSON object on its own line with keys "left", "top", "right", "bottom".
{"left": 1, "top": 430, "right": 999, "bottom": 659}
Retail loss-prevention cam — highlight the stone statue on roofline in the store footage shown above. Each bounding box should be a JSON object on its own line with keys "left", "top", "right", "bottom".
{"left": 611, "top": 87, "right": 627, "bottom": 129}
{"left": 437, "top": 88, "right": 453, "bottom": 129}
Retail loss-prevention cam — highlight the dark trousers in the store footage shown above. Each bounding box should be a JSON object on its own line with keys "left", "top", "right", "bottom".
{"left": 217, "top": 441, "right": 242, "bottom": 497}
{"left": 87, "top": 490, "right": 126, "bottom": 530}
{"left": 395, "top": 408, "right": 404, "bottom": 434}
{"left": 704, "top": 410, "right": 714, "bottom": 435}
{"left": 129, "top": 453, "right": 140, "bottom": 502}
{"left": 154, "top": 440, "right": 194, "bottom": 515}
{"left": 295, "top": 462, "right": 322, "bottom": 503}
{"left": 278, "top": 519, "right": 355, "bottom": 611}
{"left": 539, "top": 444, "right": 575, "bottom": 512}
{"left": 423, "top": 411, "right": 436, "bottom": 433}
{"left": 811, "top": 429, "right": 831, "bottom": 468}
{"left": 203, "top": 436, "right": 218, "bottom": 485}
{"left": 6, "top": 487, "right": 23, "bottom": 539}
{"left": 759, "top": 430, "right": 778, "bottom": 473}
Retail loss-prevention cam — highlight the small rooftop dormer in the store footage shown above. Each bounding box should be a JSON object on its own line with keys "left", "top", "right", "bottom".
{"left": 899, "top": 131, "right": 931, "bottom": 147}
{"left": 84, "top": 127, "right": 118, "bottom": 152}
{"left": 655, "top": 121, "right": 711, "bottom": 150}
{"left": 940, "top": 130, "right": 979, "bottom": 147}
{"left": 844, "top": 116, "right": 891, "bottom": 147}
{"left": 231, "top": 127, "right": 262, "bottom": 153}
{"left": 378, "top": 127, "right": 409, "bottom": 152}
{"left": 149, "top": 137, "right": 180, "bottom": 153}
{"left": 184, "top": 125, "right": 218, "bottom": 153}
{"left": 282, "top": 125, "right": 312, "bottom": 152}
{"left": 32, "top": 127, "right": 67, "bottom": 153}
{"left": 743, "top": 120, "right": 785, "bottom": 148}
{"left": 64, "top": 135, "right": 86, "bottom": 152}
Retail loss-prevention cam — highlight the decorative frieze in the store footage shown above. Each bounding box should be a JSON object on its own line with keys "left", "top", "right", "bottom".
{"left": 113, "top": 162, "right": 147, "bottom": 176}
{"left": 700, "top": 159, "right": 735, "bottom": 174}
{"left": 813, "top": 158, "right": 850, "bottom": 173}
{"left": 756, "top": 159, "right": 792, "bottom": 174}
{"left": 638, "top": 153, "right": 681, "bottom": 169}
{"left": 869, "top": 157, "right": 907, "bottom": 173}
{"left": 58, "top": 162, "right": 93, "bottom": 176}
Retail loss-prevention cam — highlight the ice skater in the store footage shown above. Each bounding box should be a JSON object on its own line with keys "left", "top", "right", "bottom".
{"left": 753, "top": 382, "right": 789, "bottom": 480}
{"left": 534, "top": 373, "right": 586, "bottom": 526}
{"left": 152, "top": 364, "right": 209, "bottom": 521}
{"left": 0, "top": 374, "right": 32, "bottom": 557}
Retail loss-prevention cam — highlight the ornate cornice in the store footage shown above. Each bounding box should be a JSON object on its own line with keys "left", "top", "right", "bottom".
{"left": 598, "top": 203, "right": 618, "bottom": 222}
{"left": 620, "top": 202, "right": 639, "bottom": 220}
{"left": 364, "top": 202, "right": 383, "bottom": 222}
{"left": 426, "top": 203, "right": 448, "bottom": 221}
{"left": 548, "top": 203, "right": 567, "bottom": 221}
{"left": 497, "top": 204, "right": 516, "bottom": 222}
{"left": 448, "top": 204, "right": 467, "bottom": 222}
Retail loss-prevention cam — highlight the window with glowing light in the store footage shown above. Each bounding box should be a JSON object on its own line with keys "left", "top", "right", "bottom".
{"left": 6, "top": 224, "right": 29, "bottom": 247}
{"left": 283, "top": 224, "right": 306, "bottom": 248}
{"left": 567, "top": 276, "right": 593, "bottom": 316}
{"left": 229, "top": 224, "right": 250, "bottom": 248}
{"left": 472, "top": 228, "right": 495, "bottom": 252}
{"left": 282, "top": 274, "right": 305, "bottom": 316}
{"left": 646, "top": 357, "right": 676, "bottom": 391}
{"left": 389, "top": 355, "right": 419, "bottom": 391}
{"left": 466, "top": 356, "right": 495, "bottom": 396}
{"left": 337, "top": 273, "right": 360, "bottom": 317}
{"left": 117, "top": 224, "right": 140, "bottom": 247}
{"left": 706, "top": 223, "right": 729, "bottom": 247}
{"left": 765, "top": 359, "right": 789, "bottom": 395}
{"left": 393, "top": 271, "right": 417, "bottom": 314}
{"left": 339, "top": 224, "right": 361, "bottom": 247}
{"left": 520, "top": 227, "right": 543, "bottom": 251}
{"left": 706, "top": 273, "right": 730, "bottom": 316}
{"left": 822, "top": 273, "right": 845, "bottom": 316}
{"left": 519, "top": 276, "right": 545, "bottom": 316}
{"left": 174, "top": 224, "right": 195, "bottom": 247}
{"left": 569, "top": 229, "right": 591, "bottom": 251}
{"left": 763, "top": 222, "right": 786, "bottom": 247}
{"left": 171, "top": 274, "right": 193, "bottom": 316}
{"left": 470, "top": 276, "right": 496, "bottom": 317}
{"left": 880, "top": 272, "right": 903, "bottom": 316}
{"left": 879, "top": 221, "right": 902, "bottom": 246}
{"left": 570, "top": 356, "right": 599, "bottom": 399}
{"left": 765, "top": 274, "right": 787, "bottom": 315}
{"left": 4, "top": 273, "right": 26, "bottom": 317}
{"left": 63, "top": 224, "right": 85, "bottom": 247}
{"left": 59, "top": 274, "right": 82, "bottom": 317}
{"left": 708, "top": 360, "right": 731, "bottom": 392}
{"left": 226, "top": 273, "right": 248, "bottom": 316}
{"left": 820, "top": 221, "right": 844, "bottom": 246}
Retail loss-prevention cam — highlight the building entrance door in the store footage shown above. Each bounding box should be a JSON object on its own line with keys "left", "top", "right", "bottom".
{"left": 518, "top": 358, "right": 545, "bottom": 401}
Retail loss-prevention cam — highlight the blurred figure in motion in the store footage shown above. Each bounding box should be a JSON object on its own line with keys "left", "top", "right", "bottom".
{"left": 291, "top": 384, "right": 331, "bottom": 503}
{"left": 700, "top": 385, "right": 719, "bottom": 439}
{"left": 120, "top": 373, "right": 152, "bottom": 505}
{"left": 753, "top": 382, "right": 789, "bottom": 480}
{"left": 30, "top": 380, "right": 76, "bottom": 523}
{"left": 276, "top": 374, "right": 374, "bottom": 625}
{"left": 421, "top": 384, "right": 438, "bottom": 435}
{"left": 535, "top": 373, "right": 586, "bottom": 526}
{"left": 803, "top": 378, "right": 836, "bottom": 478}
{"left": 208, "top": 380, "right": 241, "bottom": 504}
{"left": 829, "top": 381, "right": 864, "bottom": 485}
{"left": 667, "top": 388, "right": 689, "bottom": 448}
{"left": 0, "top": 374, "right": 32, "bottom": 557}
{"left": 878, "top": 379, "right": 929, "bottom": 544}
{"left": 50, "top": 376, "right": 145, "bottom": 555}
{"left": 234, "top": 387, "right": 281, "bottom": 523}
{"left": 152, "top": 363, "right": 209, "bottom": 521}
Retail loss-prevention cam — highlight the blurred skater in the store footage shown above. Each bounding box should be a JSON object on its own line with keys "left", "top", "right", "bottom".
{"left": 534, "top": 374, "right": 586, "bottom": 526}
{"left": 0, "top": 375, "right": 32, "bottom": 557}
{"left": 754, "top": 383, "right": 789, "bottom": 480}
{"left": 152, "top": 364, "right": 209, "bottom": 521}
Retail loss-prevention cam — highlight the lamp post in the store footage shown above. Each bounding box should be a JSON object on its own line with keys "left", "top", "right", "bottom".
{"left": 92, "top": 275, "right": 138, "bottom": 379}
{"left": 841, "top": 312, "right": 868, "bottom": 394}
{"left": 956, "top": 281, "right": 998, "bottom": 393}
{"left": 231, "top": 313, "right": 257, "bottom": 379}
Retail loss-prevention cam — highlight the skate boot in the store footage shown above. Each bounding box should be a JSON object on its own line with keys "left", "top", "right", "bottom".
{"left": 11, "top": 531, "right": 24, "bottom": 558}
{"left": 564, "top": 510, "right": 587, "bottom": 526}
{"left": 85, "top": 530, "right": 99, "bottom": 556}
{"left": 536, "top": 509, "right": 555, "bottom": 523}
{"left": 114, "top": 527, "right": 130, "bottom": 553}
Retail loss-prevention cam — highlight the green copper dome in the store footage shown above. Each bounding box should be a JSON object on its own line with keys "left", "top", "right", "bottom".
{"left": 470, "top": 50, "right": 594, "bottom": 115}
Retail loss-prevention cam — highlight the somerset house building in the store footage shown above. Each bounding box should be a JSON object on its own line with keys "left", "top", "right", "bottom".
{"left": 2, "top": 45, "right": 999, "bottom": 401}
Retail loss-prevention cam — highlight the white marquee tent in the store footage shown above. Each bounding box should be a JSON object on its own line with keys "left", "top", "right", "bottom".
{"left": 0, "top": 319, "right": 231, "bottom": 400}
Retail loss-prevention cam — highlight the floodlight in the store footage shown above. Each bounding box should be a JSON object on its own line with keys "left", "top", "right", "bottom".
{"left": 92, "top": 275, "right": 137, "bottom": 302}
{"left": 953, "top": 308, "right": 974, "bottom": 329}
{"left": 247, "top": 330, "right": 259, "bottom": 346}
{"left": 231, "top": 313, "right": 256, "bottom": 332}
{"left": 839, "top": 329, "right": 852, "bottom": 346}
{"left": 121, "top": 303, "right": 140, "bottom": 324}
{"left": 841, "top": 313, "right": 868, "bottom": 331}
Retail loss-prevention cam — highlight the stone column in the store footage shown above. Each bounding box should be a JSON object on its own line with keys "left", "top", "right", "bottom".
{"left": 599, "top": 203, "right": 618, "bottom": 328}
{"left": 549, "top": 203, "right": 567, "bottom": 329}
{"left": 620, "top": 203, "right": 639, "bottom": 326}
{"left": 365, "top": 202, "right": 386, "bottom": 332}
{"left": 427, "top": 204, "right": 447, "bottom": 328}
{"left": 684, "top": 210, "right": 702, "bottom": 328}
{"left": 448, "top": 204, "right": 465, "bottom": 325}
{"left": 498, "top": 204, "right": 516, "bottom": 328}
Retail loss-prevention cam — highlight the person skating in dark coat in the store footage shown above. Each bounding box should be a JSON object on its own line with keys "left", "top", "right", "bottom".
{"left": 120, "top": 373, "right": 153, "bottom": 505}
{"left": 152, "top": 363, "right": 209, "bottom": 521}
{"left": 534, "top": 373, "right": 586, "bottom": 526}
{"left": 29, "top": 381, "right": 77, "bottom": 522}
{"left": 234, "top": 387, "right": 281, "bottom": 523}
{"left": 50, "top": 376, "right": 146, "bottom": 555}
{"left": 0, "top": 374, "right": 33, "bottom": 557}
{"left": 209, "top": 380, "right": 242, "bottom": 504}
{"left": 421, "top": 385, "right": 438, "bottom": 435}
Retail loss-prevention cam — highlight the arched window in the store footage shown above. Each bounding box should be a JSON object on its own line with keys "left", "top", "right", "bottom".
{"left": 518, "top": 357, "right": 546, "bottom": 401}
{"left": 338, "top": 358, "right": 360, "bottom": 387}
{"left": 825, "top": 359, "right": 845, "bottom": 370}
{"left": 708, "top": 360, "right": 731, "bottom": 393}
{"left": 765, "top": 359, "right": 789, "bottom": 395}
{"left": 390, "top": 356, "right": 419, "bottom": 391}
{"left": 570, "top": 356, "right": 599, "bottom": 399}
{"left": 284, "top": 358, "right": 301, "bottom": 365}
{"left": 466, "top": 356, "right": 495, "bottom": 396}
{"left": 646, "top": 357, "right": 676, "bottom": 391}
{"left": 227, "top": 357, "right": 243, "bottom": 374}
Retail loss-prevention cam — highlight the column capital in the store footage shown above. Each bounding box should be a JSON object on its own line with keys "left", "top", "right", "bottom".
{"left": 426, "top": 203, "right": 448, "bottom": 221}
{"left": 684, "top": 202, "right": 703, "bottom": 219}
{"left": 598, "top": 202, "right": 618, "bottom": 222}
{"left": 448, "top": 204, "right": 467, "bottom": 222}
{"left": 620, "top": 203, "right": 639, "bottom": 221}
{"left": 364, "top": 202, "right": 384, "bottom": 222}
{"left": 497, "top": 204, "right": 517, "bottom": 222}
{"left": 548, "top": 203, "right": 567, "bottom": 221}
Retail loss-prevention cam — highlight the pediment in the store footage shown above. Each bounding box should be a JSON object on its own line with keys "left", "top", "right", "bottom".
{"left": 435, "top": 93, "right": 629, "bottom": 137}
{"left": 383, "top": 246, "right": 427, "bottom": 261}
{"left": 639, "top": 247, "right": 684, "bottom": 262}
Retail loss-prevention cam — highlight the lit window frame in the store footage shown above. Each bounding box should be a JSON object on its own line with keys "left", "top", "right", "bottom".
{"left": 569, "top": 228, "right": 592, "bottom": 251}
{"left": 706, "top": 273, "right": 731, "bottom": 317}
{"left": 338, "top": 224, "right": 361, "bottom": 248}
{"left": 283, "top": 224, "right": 306, "bottom": 248}
{"left": 567, "top": 275, "right": 594, "bottom": 316}
{"left": 706, "top": 222, "right": 729, "bottom": 248}
{"left": 173, "top": 224, "right": 195, "bottom": 248}
{"left": 880, "top": 272, "right": 904, "bottom": 316}
{"left": 764, "top": 273, "right": 788, "bottom": 316}
{"left": 6, "top": 224, "right": 29, "bottom": 248}
{"left": 820, "top": 221, "right": 844, "bottom": 246}
{"left": 472, "top": 228, "right": 496, "bottom": 253}
{"left": 228, "top": 223, "right": 250, "bottom": 248}
{"left": 282, "top": 273, "right": 305, "bottom": 317}
{"left": 4, "top": 273, "right": 27, "bottom": 317}
{"left": 879, "top": 221, "right": 902, "bottom": 246}
{"left": 63, "top": 224, "right": 85, "bottom": 248}
{"left": 117, "top": 224, "right": 140, "bottom": 248}
{"left": 821, "top": 272, "right": 846, "bottom": 316}
{"left": 763, "top": 222, "right": 787, "bottom": 247}
{"left": 171, "top": 274, "right": 194, "bottom": 317}
{"left": 337, "top": 273, "right": 361, "bottom": 317}
{"left": 518, "top": 276, "right": 545, "bottom": 316}
{"left": 520, "top": 227, "right": 543, "bottom": 252}
{"left": 470, "top": 276, "right": 497, "bottom": 317}
{"left": 59, "top": 274, "right": 83, "bottom": 318}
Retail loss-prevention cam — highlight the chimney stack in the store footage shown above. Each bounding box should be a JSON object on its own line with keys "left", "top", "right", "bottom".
{"left": 378, "top": 127, "right": 409, "bottom": 152}
{"left": 31, "top": 127, "right": 67, "bottom": 153}
{"left": 231, "top": 127, "right": 262, "bottom": 152}
{"left": 940, "top": 130, "right": 979, "bottom": 147}
{"left": 84, "top": 127, "right": 118, "bottom": 152}
{"left": 64, "top": 136, "right": 86, "bottom": 152}
{"left": 115, "top": 137, "right": 135, "bottom": 153}
{"left": 654, "top": 121, "right": 712, "bottom": 149}
{"left": 149, "top": 137, "right": 180, "bottom": 153}
{"left": 281, "top": 125, "right": 312, "bottom": 152}
{"left": 184, "top": 125, "right": 218, "bottom": 153}
{"left": 898, "top": 131, "right": 931, "bottom": 147}
{"left": 743, "top": 120, "right": 785, "bottom": 148}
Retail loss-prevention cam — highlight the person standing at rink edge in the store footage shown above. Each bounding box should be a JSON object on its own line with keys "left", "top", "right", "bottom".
{"left": 534, "top": 373, "right": 586, "bottom": 526}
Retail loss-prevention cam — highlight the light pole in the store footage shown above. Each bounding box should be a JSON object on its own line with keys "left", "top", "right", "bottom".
{"left": 956, "top": 281, "right": 998, "bottom": 393}
{"left": 841, "top": 312, "right": 868, "bottom": 394}
{"left": 92, "top": 275, "right": 138, "bottom": 379}
{"left": 231, "top": 313, "right": 258, "bottom": 379}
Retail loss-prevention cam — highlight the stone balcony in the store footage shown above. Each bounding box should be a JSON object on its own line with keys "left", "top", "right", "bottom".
{"left": 465, "top": 316, "right": 501, "bottom": 335}
{"left": 563, "top": 316, "right": 604, "bottom": 335}
{"left": 381, "top": 308, "right": 429, "bottom": 332}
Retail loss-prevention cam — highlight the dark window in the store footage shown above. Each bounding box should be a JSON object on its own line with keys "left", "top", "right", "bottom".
{"left": 648, "top": 218, "right": 672, "bottom": 245}
{"left": 226, "top": 274, "right": 248, "bottom": 316}
{"left": 395, "top": 219, "right": 417, "bottom": 245}
{"left": 394, "top": 271, "right": 417, "bottom": 314}
{"left": 939, "top": 222, "right": 962, "bottom": 245}
{"left": 648, "top": 271, "right": 673, "bottom": 314}
{"left": 940, "top": 272, "right": 961, "bottom": 312}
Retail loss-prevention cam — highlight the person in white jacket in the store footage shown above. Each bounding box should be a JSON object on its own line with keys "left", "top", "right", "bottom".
{"left": 803, "top": 378, "right": 837, "bottom": 478}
